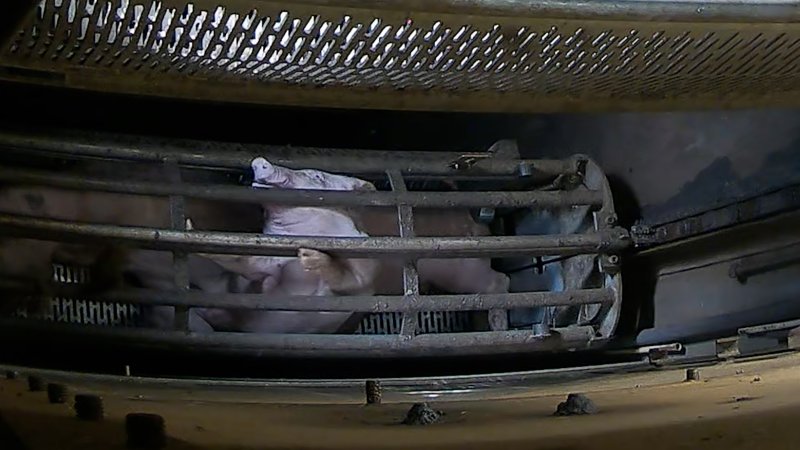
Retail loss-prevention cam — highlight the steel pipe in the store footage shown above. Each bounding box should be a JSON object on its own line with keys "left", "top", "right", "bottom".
{"left": 0, "top": 131, "right": 573, "bottom": 177}
{"left": 0, "top": 166, "right": 603, "bottom": 209}
{"left": 0, "top": 214, "right": 630, "bottom": 258}
{"left": 0, "top": 287, "right": 614, "bottom": 312}
{"left": 0, "top": 319, "right": 596, "bottom": 357}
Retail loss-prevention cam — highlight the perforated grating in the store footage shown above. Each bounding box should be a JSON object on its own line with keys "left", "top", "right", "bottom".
{"left": 355, "top": 311, "right": 472, "bottom": 335}
{"left": 13, "top": 263, "right": 141, "bottom": 327}
{"left": 2, "top": 0, "right": 800, "bottom": 111}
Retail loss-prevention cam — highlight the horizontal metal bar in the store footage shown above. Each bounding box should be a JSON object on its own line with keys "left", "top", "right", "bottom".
{"left": 0, "top": 360, "right": 650, "bottom": 394}
{"left": 0, "top": 287, "right": 614, "bottom": 312}
{"left": 0, "top": 131, "right": 573, "bottom": 177}
{"left": 0, "top": 214, "right": 630, "bottom": 257}
{"left": 290, "top": 0, "right": 800, "bottom": 24}
{"left": 729, "top": 242, "right": 800, "bottom": 282}
{"left": 0, "top": 166, "right": 603, "bottom": 208}
{"left": 0, "top": 319, "right": 596, "bottom": 357}
{"left": 632, "top": 184, "right": 800, "bottom": 247}
{"left": 739, "top": 319, "right": 800, "bottom": 337}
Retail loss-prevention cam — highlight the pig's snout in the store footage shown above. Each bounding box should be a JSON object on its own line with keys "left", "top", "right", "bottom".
{"left": 251, "top": 157, "right": 277, "bottom": 184}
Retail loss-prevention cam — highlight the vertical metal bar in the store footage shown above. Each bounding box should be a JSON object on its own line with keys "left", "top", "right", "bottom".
{"left": 165, "top": 160, "right": 190, "bottom": 331}
{"left": 387, "top": 169, "right": 419, "bottom": 337}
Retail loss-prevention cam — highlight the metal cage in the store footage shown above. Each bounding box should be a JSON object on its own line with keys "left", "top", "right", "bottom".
{"left": 3, "top": 0, "right": 800, "bottom": 112}
{"left": 0, "top": 129, "right": 627, "bottom": 358}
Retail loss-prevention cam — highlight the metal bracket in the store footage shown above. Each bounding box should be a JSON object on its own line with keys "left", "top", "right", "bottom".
{"left": 716, "top": 337, "right": 740, "bottom": 360}
{"left": 449, "top": 140, "right": 521, "bottom": 171}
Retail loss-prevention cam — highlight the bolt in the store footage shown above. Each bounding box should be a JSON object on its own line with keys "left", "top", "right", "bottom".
{"left": 365, "top": 380, "right": 382, "bottom": 405}
{"left": 607, "top": 255, "right": 620, "bottom": 265}
{"left": 47, "top": 383, "right": 68, "bottom": 404}
{"left": 604, "top": 214, "right": 618, "bottom": 226}
{"left": 517, "top": 162, "right": 533, "bottom": 177}
{"left": 478, "top": 207, "right": 495, "bottom": 224}
{"left": 126, "top": 413, "right": 166, "bottom": 449}
{"left": 686, "top": 368, "right": 701, "bottom": 382}
{"left": 27, "top": 375, "right": 44, "bottom": 392}
{"left": 74, "top": 394, "right": 104, "bottom": 421}
{"left": 5, "top": 370, "right": 19, "bottom": 380}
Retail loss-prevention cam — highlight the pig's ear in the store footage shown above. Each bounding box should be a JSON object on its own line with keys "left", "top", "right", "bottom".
{"left": 357, "top": 181, "right": 377, "bottom": 191}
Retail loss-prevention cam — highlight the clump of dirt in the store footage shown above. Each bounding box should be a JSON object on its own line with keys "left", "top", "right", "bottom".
{"left": 402, "top": 403, "right": 442, "bottom": 426}
{"left": 554, "top": 393, "right": 598, "bottom": 416}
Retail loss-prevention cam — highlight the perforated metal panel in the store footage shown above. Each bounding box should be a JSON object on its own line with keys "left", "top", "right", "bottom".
{"left": 2, "top": 0, "right": 800, "bottom": 112}
{"left": 12, "top": 263, "right": 142, "bottom": 327}
{"left": 355, "top": 311, "right": 471, "bottom": 335}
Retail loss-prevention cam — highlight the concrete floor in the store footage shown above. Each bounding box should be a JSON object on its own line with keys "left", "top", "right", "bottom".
{"left": 2, "top": 353, "right": 800, "bottom": 449}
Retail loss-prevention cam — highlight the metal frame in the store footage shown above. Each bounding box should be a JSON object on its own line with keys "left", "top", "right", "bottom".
{"left": 0, "top": 130, "right": 626, "bottom": 358}
{"left": 3, "top": 1, "right": 800, "bottom": 112}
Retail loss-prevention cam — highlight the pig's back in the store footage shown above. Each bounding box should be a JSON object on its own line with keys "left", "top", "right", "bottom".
{"left": 358, "top": 208, "right": 489, "bottom": 237}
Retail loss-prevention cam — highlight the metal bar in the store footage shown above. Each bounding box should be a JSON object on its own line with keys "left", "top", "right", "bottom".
{"left": 0, "top": 131, "right": 573, "bottom": 177}
{"left": 0, "top": 167, "right": 603, "bottom": 209}
{"left": 0, "top": 319, "right": 596, "bottom": 357}
{"left": 387, "top": 169, "right": 419, "bottom": 336}
{"left": 106, "top": 289, "right": 614, "bottom": 312}
{"left": 632, "top": 184, "right": 800, "bottom": 247}
{"left": 0, "top": 359, "right": 650, "bottom": 392}
{"left": 0, "top": 214, "right": 631, "bottom": 258}
{"left": 729, "top": 242, "right": 800, "bottom": 282}
{"left": 0, "top": 282, "right": 614, "bottom": 311}
{"left": 166, "top": 160, "right": 190, "bottom": 332}
{"left": 276, "top": 0, "right": 800, "bottom": 24}
{"left": 739, "top": 319, "right": 800, "bottom": 337}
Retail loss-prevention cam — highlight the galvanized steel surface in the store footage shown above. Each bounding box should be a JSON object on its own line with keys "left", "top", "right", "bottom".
{"left": 2, "top": 1, "right": 800, "bottom": 111}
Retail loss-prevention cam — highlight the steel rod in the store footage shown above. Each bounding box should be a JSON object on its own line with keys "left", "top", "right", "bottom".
{"left": 387, "top": 169, "right": 420, "bottom": 336}
{"left": 0, "top": 166, "right": 603, "bottom": 208}
{"left": 0, "top": 131, "right": 573, "bottom": 177}
{"left": 167, "top": 160, "right": 191, "bottom": 332}
{"left": 52, "top": 288, "right": 615, "bottom": 312}
{"left": 0, "top": 214, "right": 630, "bottom": 257}
{"left": 0, "top": 319, "right": 596, "bottom": 357}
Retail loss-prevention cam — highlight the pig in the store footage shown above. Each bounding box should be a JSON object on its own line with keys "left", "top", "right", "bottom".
{"left": 245, "top": 157, "right": 510, "bottom": 296}
{"left": 196, "top": 157, "right": 509, "bottom": 333}
{"left": 0, "top": 160, "right": 262, "bottom": 324}
{"left": 194, "top": 158, "right": 382, "bottom": 333}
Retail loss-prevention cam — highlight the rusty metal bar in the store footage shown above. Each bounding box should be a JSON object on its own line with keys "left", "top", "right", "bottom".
{"left": 0, "top": 214, "right": 630, "bottom": 258}
{"left": 0, "top": 167, "right": 603, "bottom": 209}
{"left": 387, "top": 169, "right": 419, "bottom": 336}
{"left": 67, "top": 288, "right": 616, "bottom": 312}
{"left": 166, "top": 160, "right": 190, "bottom": 332}
{"left": 0, "top": 131, "right": 574, "bottom": 177}
{"left": 0, "top": 319, "right": 596, "bottom": 357}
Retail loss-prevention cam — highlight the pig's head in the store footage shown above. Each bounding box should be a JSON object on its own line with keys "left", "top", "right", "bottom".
{"left": 251, "top": 157, "right": 375, "bottom": 192}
